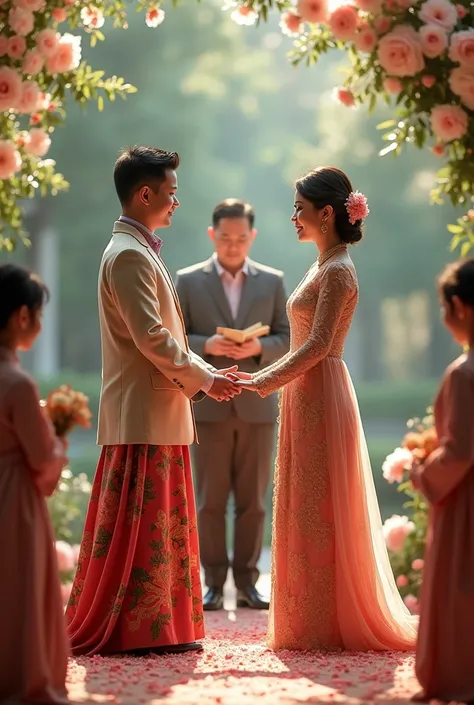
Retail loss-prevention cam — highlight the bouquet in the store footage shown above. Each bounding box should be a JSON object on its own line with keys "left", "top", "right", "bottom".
{"left": 381, "top": 408, "right": 438, "bottom": 609}
{"left": 40, "top": 384, "right": 92, "bottom": 437}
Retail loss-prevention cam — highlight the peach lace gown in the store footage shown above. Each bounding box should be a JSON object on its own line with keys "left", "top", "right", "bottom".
{"left": 254, "top": 247, "right": 417, "bottom": 651}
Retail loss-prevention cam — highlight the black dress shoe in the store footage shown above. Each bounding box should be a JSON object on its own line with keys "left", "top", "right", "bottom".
{"left": 126, "top": 642, "right": 203, "bottom": 656}
{"left": 236, "top": 586, "right": 269, "bottom": 609}
{"left": 203, "top": 587, "right": 224, "bottom": 611}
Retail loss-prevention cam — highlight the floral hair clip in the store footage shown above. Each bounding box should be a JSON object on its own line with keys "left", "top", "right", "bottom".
{"left": 345, "top": 191, "right": 370, "bottom": 225}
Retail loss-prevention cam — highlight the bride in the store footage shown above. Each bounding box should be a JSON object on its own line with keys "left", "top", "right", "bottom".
{"left": 233, "top": 166, "right": 417, "bottom": 651}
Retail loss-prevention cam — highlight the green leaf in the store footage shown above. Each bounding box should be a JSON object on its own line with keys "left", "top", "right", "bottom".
{"left": 376, "top": 119, "right": 396, "bottom": 130}
{"left": 447, "top": 224, "right": 464, "bottom": 234}
{"left": 461, "top": 240, "right": 472, "bottom": 257}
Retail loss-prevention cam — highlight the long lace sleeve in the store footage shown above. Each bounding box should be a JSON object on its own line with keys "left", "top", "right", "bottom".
{"left": 418, "top": 365, "right": 474, "bottom": 505}
{"left": 254, "top": 262, "right": 356, "bottom": 398}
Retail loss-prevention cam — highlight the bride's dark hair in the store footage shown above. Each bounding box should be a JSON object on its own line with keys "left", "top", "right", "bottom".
{"left": 295, "top": 166, "right": 364, "bottom": 245}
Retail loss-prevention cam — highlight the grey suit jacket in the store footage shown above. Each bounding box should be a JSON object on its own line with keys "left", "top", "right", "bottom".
{"left": 175, "top": 257, "right": 290, "bottom": 424}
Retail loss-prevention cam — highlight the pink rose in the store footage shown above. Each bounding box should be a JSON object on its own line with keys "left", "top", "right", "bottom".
{"left": 16, "top": 79, "right": 40, "bottom": 113}
{"left": 421, "top": 73, "right": 436, "bottom": 86}
{"left": 383, "top": 514, "right": 415, "bottom": 552}
{"left": 430, "top": 104, "right": 469, "bottom": 141}
{"left": 329, "top": 5, "right": 359, "bottom": 41}
{"left": 356, "top": 0, "right": 382, "bottom": 12}
{"left": 419, "top": 24, "right": 448, "bottom": 58}
{"left": 456, "top": 3, "right": 467, "bottom": 17}
{"left": 449, "top": 67, "right": 474, "bottom": 109}
{"left": 296, "top": 0, "right": 329, "bottom": 23}
{"left": 378, "top": 25, "right": 425, "bottom": 76}
{"left": 374, "top": 15, "right": 392, "bottom": 34}
{"left": 404, "top": 594, "right": 419, "bottom": 614}
{"left": 61, "top": 582, "right": 72, "bottom": 606}
{"left": 52, "top": 7, "right": 67, "bottom": 22}
{"left": 7, "top": 35, "right": 27, "bottom": 59}
{"left": 145, "top": 7, "right": 165, "bottom": 27}
{"left": 382, "top": 447, "right": 412, "bottom": 484}
{"left": 72, "top": 544, "right": 81, "bottom": 563}
{"left": 280, "top": 11, "right": 304, "bottom": 37}
{"left": 432, "top": 142, "right": 446, "bottom": 155}
{"left": 0, "top": 66, "right": 23, "bottom": 111}
{"left": 418, "top": 0, "right": 457, "bottom": 30}
{"left": 384, "top": 76, "right": 403, "bottom": 92}
{"left": 15, "top": 0, "right": 45, "bottom": 10}
{"left": 24, "top": 127, "right": 52, "bottom": 156}
{"left": 449, "top": 30, "right": 474, "bottom": 69}
{"left": 0, "top": 35, "right": 8, "bottom": 56}
{"left": 396, "top": 574, "right": 408, "bottom": 587}
{"left": 0, "top": 139, "right": 22, "bottom": 179}
{"left": 333, "top": 87, "right": 356, "bottom": 106}
{"left": 55, "top": 540, "right": 75, "bottom": 572}
{"left": 46, "top": 33, "right": 82, "bottom": 74}
{"left": 80, "top": 6, "right": 105, "bottom": 29}
{"left": 355, "top": 25, "right": 378, "bottom": 52}
{"left": 23, "top": 48, "right": 44, "bottom": 75}
{"left": 36, "top": 28, "right": 59, "bottom": 57}
{"left": 412, "top": 558, "right": 424, "bottom": 571}
{"left": 8, "top": 6, "right": 35, "bottom": 36}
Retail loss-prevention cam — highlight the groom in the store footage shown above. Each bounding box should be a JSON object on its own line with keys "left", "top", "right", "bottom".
{"left": 66, "top": 146, "right": 240, "bottom": 656}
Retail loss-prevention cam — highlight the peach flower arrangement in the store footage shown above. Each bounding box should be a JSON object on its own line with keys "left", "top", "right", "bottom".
{"left": 40, "top": 384, "right": 92, "bottom": 437}
{"left": 380, "top": 408, "right": 437, "bottom": 612}
{"left": 223, "top": 0, "right": 474, "bottom": 256}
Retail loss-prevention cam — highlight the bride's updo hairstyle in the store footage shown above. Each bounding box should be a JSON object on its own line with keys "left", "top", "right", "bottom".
{"left": 295, "top": 166, "right": 365, "bottom": 245}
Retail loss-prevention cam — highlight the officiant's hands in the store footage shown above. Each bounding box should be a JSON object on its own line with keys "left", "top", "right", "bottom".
{"left": 204, "top": 335, "right": 262, "bottom": 360}
{"left": 204, "top": 334, "right": 236, "bottom": 357}
{"left": 227, "top": 338, "right": 262, "bottom": 360}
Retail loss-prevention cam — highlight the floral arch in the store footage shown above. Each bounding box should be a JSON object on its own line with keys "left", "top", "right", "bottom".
{"left": 0, "top": 0, "right": 473, "bottom": 251}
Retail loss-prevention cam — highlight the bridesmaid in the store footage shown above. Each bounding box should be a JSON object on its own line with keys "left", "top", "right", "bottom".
{"left": 411, "top": 258, "right": 474, "bottom": 703}
{"left": 0, "top": 264, "right": 70, "bottom": 704}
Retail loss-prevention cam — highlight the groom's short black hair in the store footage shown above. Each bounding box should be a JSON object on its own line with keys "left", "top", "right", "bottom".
{"left": 114, "top": 146, "right": 180, "bottom": 205}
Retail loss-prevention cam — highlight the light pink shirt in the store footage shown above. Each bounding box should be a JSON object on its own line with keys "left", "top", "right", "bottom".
{"left": 213, "top": 253, "right": 249, "bottom": 320}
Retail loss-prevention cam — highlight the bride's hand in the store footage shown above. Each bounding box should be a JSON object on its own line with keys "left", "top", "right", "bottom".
{"left": 226, "top": 371, "right": 258, "bottom": 392}
{"left": 226, "top": 371, "right": 252, "bottom": 381}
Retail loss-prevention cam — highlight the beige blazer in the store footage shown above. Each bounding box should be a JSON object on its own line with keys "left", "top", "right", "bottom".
{"left": 97, "top": 221, "right": 212, "bottom": 446}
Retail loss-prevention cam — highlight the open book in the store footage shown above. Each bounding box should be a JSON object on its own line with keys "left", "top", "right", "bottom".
{"left": 216, "top": 321, "right": 270, "bottom": 344}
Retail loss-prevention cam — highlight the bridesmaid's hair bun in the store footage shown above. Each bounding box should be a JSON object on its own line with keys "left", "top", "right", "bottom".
{"left": 295, "top": 166, "right": 364, "bottom": 245}
{"left": 438, "top": 258, "right": 474, "bottom": 308}
{"left": 0, "top": 264, "right": 49, "bottom": 330}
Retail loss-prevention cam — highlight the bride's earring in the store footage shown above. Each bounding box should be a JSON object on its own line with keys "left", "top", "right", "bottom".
{"left": 321, "top": 220, "right": 328, "bottom": 234}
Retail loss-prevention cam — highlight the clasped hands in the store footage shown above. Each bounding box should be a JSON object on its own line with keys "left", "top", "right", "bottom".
{"left": 206, "top": 369, "right": 258, "bottom": 402}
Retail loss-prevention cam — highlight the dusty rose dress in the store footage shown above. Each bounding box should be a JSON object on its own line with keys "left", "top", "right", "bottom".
{"left": 415, "top": 352, "right": 474, "bottom": 702}
{"left": 254, "top": 249, "right": 417, "bottom": 651}
{"left": 0, "top": 347, "right": 69, "bottom": 704}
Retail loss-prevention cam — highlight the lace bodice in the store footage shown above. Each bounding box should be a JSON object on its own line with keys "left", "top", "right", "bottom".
{"left": 254, "top": 257, "right": 358, "bottom": 397}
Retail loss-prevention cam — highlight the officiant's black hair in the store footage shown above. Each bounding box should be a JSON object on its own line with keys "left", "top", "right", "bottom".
{"left": 438, "top": 259, "right": 474, "bottom": 309}
{"left": 0, "top": 264, "right": 49, "bottom": 330}
{"left": 295, "top": 166, "right": 363, "bottom": 244}
{"left": 212, "top": 199, "right": 255, "bottom": 228}
{"left": 114, "top": 145, "right": 180, "bottom": 205}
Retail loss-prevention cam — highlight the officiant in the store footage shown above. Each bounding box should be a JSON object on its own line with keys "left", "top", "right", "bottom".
{"left": 175, "top": 199, "right": 290, "bottom": 611}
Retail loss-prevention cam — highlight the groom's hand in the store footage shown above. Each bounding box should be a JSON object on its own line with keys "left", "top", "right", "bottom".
{"left": 207, "top": 374, "right": 242, "bottom": 402}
